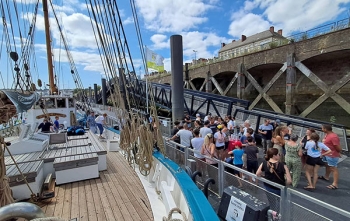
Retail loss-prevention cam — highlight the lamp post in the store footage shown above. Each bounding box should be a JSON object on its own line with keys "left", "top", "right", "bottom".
{"left": 193, "top": 50, "right": 197, "bottom": 64}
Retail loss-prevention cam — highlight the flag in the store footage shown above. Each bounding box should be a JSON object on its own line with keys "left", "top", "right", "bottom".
{"left": 145, "top": 47, "right": 164, "bottom": 72}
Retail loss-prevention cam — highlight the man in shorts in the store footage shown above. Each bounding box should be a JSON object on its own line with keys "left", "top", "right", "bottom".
{"left": 320, "top": 124, "right": 341, "bottom": 189}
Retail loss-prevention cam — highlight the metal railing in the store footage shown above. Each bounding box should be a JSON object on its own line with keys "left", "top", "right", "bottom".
{"left": 164, "top": 140, "right": 350, "bottom": 220}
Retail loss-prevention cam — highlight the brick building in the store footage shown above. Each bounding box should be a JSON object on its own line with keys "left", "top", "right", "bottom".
{"left": 219, "top": 27, "right": 286, "bottom": 58}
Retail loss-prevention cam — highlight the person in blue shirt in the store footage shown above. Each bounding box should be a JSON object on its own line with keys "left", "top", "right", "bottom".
{"left": 304, "top": 132, "right": 331, "bottom": 191}
{"left": 227, "top": 141, "right": 244, "bottom": 188}
{"left": 228, "top": 141, "right": 244, "bottom": 174}
{"left": 258, "top": 119, "right": 274, "bottom": 153}
{"left": 86, "top": 111, "right": 97, "bottom": 134}
{"left": 53, "top": 116, "right": 60, "bottom": 133}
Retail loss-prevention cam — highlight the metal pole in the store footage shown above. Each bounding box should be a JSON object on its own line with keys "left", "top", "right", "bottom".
{"left": 94, "top": 84, "right": 98, "bottom": 104}
{"left": 193, "top": 50, "right": 197, "bottom": 64}
{"left": 146, "top": 77, "right": 149, "bottom": 113}
{"left": 170, "top": 35, "right": 184, "bottom": 123}
{"left": 101, "top": 78, "right": 107, "bottom": 106}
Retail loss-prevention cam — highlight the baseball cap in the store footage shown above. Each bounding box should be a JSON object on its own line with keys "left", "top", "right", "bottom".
{"left": 196, "top": 113, "right": 200, "bottom": 117}
{"left": 275, "top": 119, "right": 281, "bottom": 124}
{"left": 217, "top": 124, "right": 223, "bottom": 130}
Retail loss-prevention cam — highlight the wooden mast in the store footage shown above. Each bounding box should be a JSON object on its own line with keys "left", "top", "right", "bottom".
{"left": 42, "top": 0, "right": 57, "bottom": 94}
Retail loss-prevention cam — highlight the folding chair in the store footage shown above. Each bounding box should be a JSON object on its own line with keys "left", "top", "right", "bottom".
{"left": 48, "top": 132, "right": 68, "bottom": 151}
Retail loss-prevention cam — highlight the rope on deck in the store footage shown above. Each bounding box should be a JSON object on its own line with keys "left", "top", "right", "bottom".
{"left": 162, "top": 208, "right": 188, "bottom": 221}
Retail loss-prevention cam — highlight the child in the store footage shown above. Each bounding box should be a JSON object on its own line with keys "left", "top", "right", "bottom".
{"left": 228, "top": 141, "right": 244, "bottom": 187}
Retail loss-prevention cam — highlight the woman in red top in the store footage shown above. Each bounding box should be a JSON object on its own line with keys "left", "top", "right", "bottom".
{"left": 319, "top": 124, "right": 341, "bottom": 189}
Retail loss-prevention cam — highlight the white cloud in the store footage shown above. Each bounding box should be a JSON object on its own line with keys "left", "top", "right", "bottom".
{"left": 33, "top": 12, "right": 99, "bottom": 50}
{"left": 181, "top": 31, "right": 229, "bottom": 59}
{"left": 135, "top": 0, "right": 216, "bottom": 33}
{"left": 229, "top": 13, "right": 270, "bottom": 37}
{"left": 228, "top": 0, "right": 350, "bottom": 37}
{"left": 148, "top": 31, "right": 229, "bottom": 71}
{"left": 150, "top": 34, "right": 169, "bottom": 49}
{"left": 123, "top": 17, "right": 134, "bottom": 25}
{"left": 261, "top": 0, "right": 350, "bottom": 33}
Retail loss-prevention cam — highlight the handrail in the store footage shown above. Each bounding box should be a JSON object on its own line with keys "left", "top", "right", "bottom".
{"left": 153, "top": 151, "right": 220, "bottom": 221}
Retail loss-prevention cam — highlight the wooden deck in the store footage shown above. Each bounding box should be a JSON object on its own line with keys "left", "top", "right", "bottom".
{"left": 17, "top": 151, "right": 153, "bottom": 221}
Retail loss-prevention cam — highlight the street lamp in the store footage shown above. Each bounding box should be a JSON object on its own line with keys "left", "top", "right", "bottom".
{"left": 193, "top": 50, "right": 197, "bottom": 64}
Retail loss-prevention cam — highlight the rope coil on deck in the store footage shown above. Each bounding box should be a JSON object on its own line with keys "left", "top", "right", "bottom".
{"left": 0, "top": 136, "right": 15, "bottom": 207}
{"left": 162, "top": 208, "right": 188, "bottom": 221}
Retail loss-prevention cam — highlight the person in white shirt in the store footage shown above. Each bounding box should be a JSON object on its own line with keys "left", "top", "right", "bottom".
{"left": 227, "top": 116, "right": 236, "bottom": 133}
{"left": 191, "top": 129, "right": 205, "bottom": 160}
{"left": 169, "top": 124, "right": 193, "bottom": 151}
{"left": 96, "top": 113, "right": 107, "bottom": 138}
{"left": 200, "top": 120, "right": 212, "bottom": 138}
{"left": 240, "top": 120, "right": 254, "bottom": 137}
{"left": 195, "top": 113, "right": 201, "bottom": 122}
{"left": 214, "top": 124, "right": 226, "bottom": 160}
{"left": 204, "top": 112, "right": 211, "bottom": 122}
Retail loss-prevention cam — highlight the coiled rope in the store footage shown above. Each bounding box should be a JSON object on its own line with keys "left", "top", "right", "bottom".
{"left": 162, "top": 208, "right": 188, "bottom": 221}
{"left": 0, "top": 136, "right": 14, "bottom": 207}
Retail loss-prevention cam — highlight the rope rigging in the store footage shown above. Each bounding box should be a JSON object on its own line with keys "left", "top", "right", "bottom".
{"left": 0, "top": 0, "right": 40, "bottom": 91}
{"left": 86, "top": 0, "right": 167, "bottom": 177}
{"left": 48, "top": 0, "right": 91, "bottom": 111}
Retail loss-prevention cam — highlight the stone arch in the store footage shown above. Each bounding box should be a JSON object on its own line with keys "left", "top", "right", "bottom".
{"left": 190, "top": 77, "right": 206, "bottom": 91}
{"left": 211, "top": 71, "right": 237, "bottom": 96}
{"left": 295, "top": 49, "right": 350, "bottom": 126}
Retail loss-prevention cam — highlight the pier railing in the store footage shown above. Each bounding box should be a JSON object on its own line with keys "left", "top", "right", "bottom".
{"left": 164, "top": 140, "right": 350, "bottom": 221}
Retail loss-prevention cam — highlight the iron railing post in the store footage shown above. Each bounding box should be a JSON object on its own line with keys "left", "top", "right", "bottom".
{"left": 218, "top": 160, "right": 224, "bottom": 197}
{"left": 184, "top": 146, "right": 189, "bottom": 167}
{"left": 280, "top": 187, "right": 290, "bottom": 220}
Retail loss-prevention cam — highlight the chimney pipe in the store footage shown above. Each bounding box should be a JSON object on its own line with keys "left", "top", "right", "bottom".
{"left": 221, "top": 43, "right": 226, "bottom": 47}
{"left": 270, "top": 26, "right": 274, "bottom": 33}
{"left": 278, "top": 29, "right": 283, "bottom": 36}
{"left": 241, "top": 35, "right": 246, "bottom": 42}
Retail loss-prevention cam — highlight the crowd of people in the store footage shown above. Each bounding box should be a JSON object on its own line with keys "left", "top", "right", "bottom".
{"left": 168, "top": 113, "right": 342, "bottom": 195}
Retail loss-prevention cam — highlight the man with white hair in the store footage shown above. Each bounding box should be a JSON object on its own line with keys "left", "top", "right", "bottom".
{"left": 240, "top": 120, "right": 254, "bottom": 137}
{"left": 195, "top": 113, "right": 201, "bottom": 122}
{"left": 204, "top": 112, "right": 211, "bottom": 122}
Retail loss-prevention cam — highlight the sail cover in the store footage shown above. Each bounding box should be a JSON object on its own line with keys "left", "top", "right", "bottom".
{"left": 1, "top": 90, "right": 40, "bottom": 113}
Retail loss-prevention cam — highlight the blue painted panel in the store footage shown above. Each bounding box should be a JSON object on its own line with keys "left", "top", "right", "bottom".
{"left": 153, "top": 151, "right": 219, "bottom": 221}
{"left": 106, "top": 127, "right": 120, "bottom": 134}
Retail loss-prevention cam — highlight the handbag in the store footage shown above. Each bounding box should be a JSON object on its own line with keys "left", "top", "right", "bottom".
{"left": 267, "top": 161, "right": 284, "bottom": 184}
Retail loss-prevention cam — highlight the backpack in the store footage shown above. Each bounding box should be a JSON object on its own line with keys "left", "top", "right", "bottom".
{"left": 217, "top": 132, "right": 225, "bottom": 143}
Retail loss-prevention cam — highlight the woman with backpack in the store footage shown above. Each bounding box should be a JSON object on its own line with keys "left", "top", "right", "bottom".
{"left": 214, "top": 124, "right": 226, "bottom": 160}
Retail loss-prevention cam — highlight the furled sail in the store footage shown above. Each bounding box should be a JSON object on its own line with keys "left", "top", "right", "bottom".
{"left": 0, "top": 90, "right": 40, "bottom": 123}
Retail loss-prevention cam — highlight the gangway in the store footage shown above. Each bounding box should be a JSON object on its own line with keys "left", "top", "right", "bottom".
{"left": 94, "top": 78, "right": 349, "bottom": 151}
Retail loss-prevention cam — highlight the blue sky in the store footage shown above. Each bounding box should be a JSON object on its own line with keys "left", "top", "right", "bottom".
{"left": 1, "top": 0, "right": 350, "bottom": 89}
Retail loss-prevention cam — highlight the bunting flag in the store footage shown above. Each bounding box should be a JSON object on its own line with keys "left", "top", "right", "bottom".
{"left": 145, "top": 47, "right": 164, "bottom": 72}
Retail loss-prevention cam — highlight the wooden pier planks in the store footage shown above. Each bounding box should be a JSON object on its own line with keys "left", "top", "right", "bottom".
{"left": 39, "top": 151, "right": 153, "bottom": 221}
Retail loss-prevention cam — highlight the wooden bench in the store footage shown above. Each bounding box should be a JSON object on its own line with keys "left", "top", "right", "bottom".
{"left": 54, "top": 153, "right": 99, "bottom": 185}
{"left": 6, "top": 160, "right": 44, "bottom": 200}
